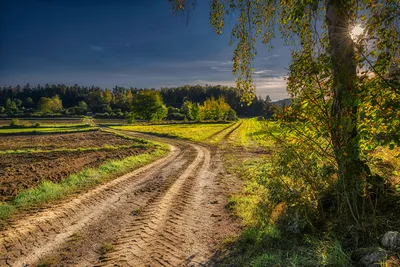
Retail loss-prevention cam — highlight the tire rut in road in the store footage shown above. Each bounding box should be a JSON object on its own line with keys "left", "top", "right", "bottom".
{"left": 98, "top": 144, "right": 206, "bottom": 266}
{"left": 39, "top": 144, "right": 198, "bottom": 266}
{"left": 0, "top": 142, "right": 188, "bottom": 266}
{"left": 0, "top": 132, "right": 240, "bottom": 267}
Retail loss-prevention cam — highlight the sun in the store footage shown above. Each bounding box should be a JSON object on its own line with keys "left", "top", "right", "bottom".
{"left": 350, "top": 24, "right": 364, "bottom": 41}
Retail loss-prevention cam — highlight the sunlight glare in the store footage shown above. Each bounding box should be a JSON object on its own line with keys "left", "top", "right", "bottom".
{"left": 350, "top": 24, "right": 364, "bottom": 42}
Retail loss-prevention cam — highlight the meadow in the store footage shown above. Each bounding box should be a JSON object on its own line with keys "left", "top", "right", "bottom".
{"left": 111, "top": 122, "right": 235, "bottom": 142}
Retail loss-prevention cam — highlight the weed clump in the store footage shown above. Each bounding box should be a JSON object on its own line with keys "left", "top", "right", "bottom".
{"left": 9, "top": 118, "right": 23, "bottom": 127}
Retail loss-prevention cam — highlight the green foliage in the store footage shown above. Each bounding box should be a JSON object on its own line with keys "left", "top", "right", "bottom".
{"left": 23, "top": 97, "right": 35, "bottom": 108}
{"left": 223, "top": 148, "right": 353, "bottom": 266}
{"left": 359, "top": 77, "right": 400, "bottom": 151}
{"left": 0, "top": 203, "right": 15, "bottom": 220}
{"left": 167, "top": 106, "right": 185, "bottom": 121}
{"left": 126, "top": 112, "right": 136, "bottom": 124}
{"left": 75, "top": 101, "right": 88, "bottom": 115}
{"left": 224, "top": 225, "right": 351, "bottom": 267}
{"left": 9, "top": 118, "right": 23, "bottom": 127}
{"left": 198, "top": 97, "right": 236, "bottom": 121}
{"left": 227, "top": 108, "right": 238, "bottom": 121}
{"left": 114, "top": 87, "right": 134, "bottom": 110}
{"left": 0, "top": 84, "right": 274, "bottom": 118}
{"left": 5, "top": 98, "right": 18, "bottom": 113}
{"left": 180, "top": 101, "right": 199, "bottom": 121}
{"left": 38, "top": 95, "right": 63, "bottom": 114}
{"left": 132, "top": 90, "right": 168, "bottom": 122}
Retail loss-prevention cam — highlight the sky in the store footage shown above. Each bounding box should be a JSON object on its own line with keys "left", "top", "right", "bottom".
{"left": 0, "top": 0, "right": 291, "bottom": 101}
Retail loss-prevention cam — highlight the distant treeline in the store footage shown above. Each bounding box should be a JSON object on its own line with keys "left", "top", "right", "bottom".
{"left": 0, "top": 84, "right": 274, "bottom": 119}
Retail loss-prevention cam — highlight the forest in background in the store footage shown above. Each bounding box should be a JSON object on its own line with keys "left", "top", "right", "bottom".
{"left": 0, "top": 84, "right": 275, "bottom": 119}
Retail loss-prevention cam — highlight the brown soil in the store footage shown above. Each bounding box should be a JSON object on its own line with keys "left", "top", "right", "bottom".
{"left": 0, "top": 130, "right": 133, "bottom": 151}
{"left": 0, "top": 132, "right": 241, "bottom": 266}
{"left": 0, "top": 146, "right": 150, "bottom": 201}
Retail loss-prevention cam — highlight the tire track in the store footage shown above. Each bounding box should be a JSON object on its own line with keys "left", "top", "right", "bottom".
{"left": 0, "top": 131, "right": 239, "bottom": 266}
{"left": 98, "top": 144, "right": 205, "bottom": 266}
{"left": 0, "top": 142, "right": 184, "bottom": 266}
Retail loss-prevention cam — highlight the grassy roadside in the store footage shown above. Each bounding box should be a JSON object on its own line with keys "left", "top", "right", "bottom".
{"left": 224, "top": 118, "right": 283, "bottom": 149}
{"left": 0, "top": 138, "right": 169, "bottom": 224}
{"left": 222, "top": 154, "right": 352, "bottom": 266}
{"left": 220, "top": 118, "right": 399, "bottom": 266}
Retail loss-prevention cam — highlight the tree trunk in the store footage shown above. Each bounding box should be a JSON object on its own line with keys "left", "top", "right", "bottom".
{"left": 325, "top": 0, "right": 364, "bottom": 225}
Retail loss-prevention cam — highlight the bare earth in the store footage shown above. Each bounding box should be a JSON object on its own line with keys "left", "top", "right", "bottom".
{"left": 0, "top": 132, "right": 240, "bottom": 266}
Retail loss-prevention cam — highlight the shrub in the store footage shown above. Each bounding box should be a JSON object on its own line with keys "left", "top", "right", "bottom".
{"left": 169, "top": 112, "right": 185, "bottom": 121}
{"left": 227, "top": 109, "right": 238, "bottom": 121}
{"left": 126, "top": 112, "right": 136, "bottom": 124}
{"left": 9, "top": 118, "right": 23, "bottom": 127}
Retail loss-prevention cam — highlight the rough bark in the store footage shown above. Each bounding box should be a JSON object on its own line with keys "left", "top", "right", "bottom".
{"left": 325, "top": 0, "right": 364, "bottom": 224}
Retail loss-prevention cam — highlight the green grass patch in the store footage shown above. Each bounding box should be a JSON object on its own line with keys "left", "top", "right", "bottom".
{"left": 0, "top": 126, "right": 96, "bottom": 135}
{"left": 226, "top": 118, "right": 282, "bottom": 149}
{"left": 222, "top": 152, "right": 352, "bottom": 266}
{"left": 0, "top": 144, "right": 144, "bottom": 155}
{"left": 0, "top": 203, "right": 15, "bottom": 220}
{"left": 206, "top": 121, "right": 241, "bottom": 144}
{"left": 226, "top": 224, "right": 351, "bottom": 267}
{"left": 111, "top": 122, "right": 234, "bottom": 142}
{"left": 0, "top": 141, "right": 169, "bottom": 221}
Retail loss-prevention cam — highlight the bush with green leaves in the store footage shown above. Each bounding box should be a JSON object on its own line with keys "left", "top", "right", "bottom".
{"left": 181, "top": 101, "right": 199, "bottom": 121}
{"left": 167, "top": 106, "right": 185, "bottom": 121}
{"left": 9, "top": 118, "right": 23, "bottom": 127}
{"left": 38, "top": 95, "right": 63, "bottom": 114}
{"left": 197, "top": 97, "right": 237, "bottom": 121}
{"left": 132, "top": 90, "right": 168, "bottom": 122}
{"left": 126, "top": 112, "right": 136, "bottom": 124}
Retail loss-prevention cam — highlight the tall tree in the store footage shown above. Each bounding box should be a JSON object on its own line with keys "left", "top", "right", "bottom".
{"left": 38, "top": 95, "right": 63, "bottom": 114}
{"left": 132, "top": 90, "right": 168, "bottom": 122}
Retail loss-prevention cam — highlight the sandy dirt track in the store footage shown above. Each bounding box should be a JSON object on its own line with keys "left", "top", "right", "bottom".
{"left": 0, "top": 131, "right": 239, "bottom": 266}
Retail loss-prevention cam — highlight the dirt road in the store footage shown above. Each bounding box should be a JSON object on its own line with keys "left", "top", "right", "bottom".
{"left": 0, "top": 132, "right": 239, "bottom": 266}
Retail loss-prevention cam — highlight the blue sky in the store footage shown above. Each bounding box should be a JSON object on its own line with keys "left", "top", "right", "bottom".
{"left": 0, "top": 0, "right": 290, "bottom": 100}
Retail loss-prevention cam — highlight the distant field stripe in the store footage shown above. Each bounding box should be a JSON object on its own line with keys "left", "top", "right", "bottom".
{"left": 0, "top": 126, "right": 96, "bottom": 135}
{"left": 111, "top": 123, "right": 234, "bottom": 142}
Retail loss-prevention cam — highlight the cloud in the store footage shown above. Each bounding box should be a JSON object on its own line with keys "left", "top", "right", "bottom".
{"left": 210, "top": 66, "right": 231, "bottom": 72}
{"left": 220, "top": 61, "right": 233, "bottom": 65}
{"left": 148, "top": 60, "right": 234, "bottom": 70}
{"left": 89, "top": 45, "right": 104, "bottom": 51}
{"left": 254, "top": 76, "right": 288, "bottom": 100}
{"left": 254, "top": 69, "right": 272, "bottom": 74}
{"left": 263, "top": 54, "right": 280, "bottom": 60}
